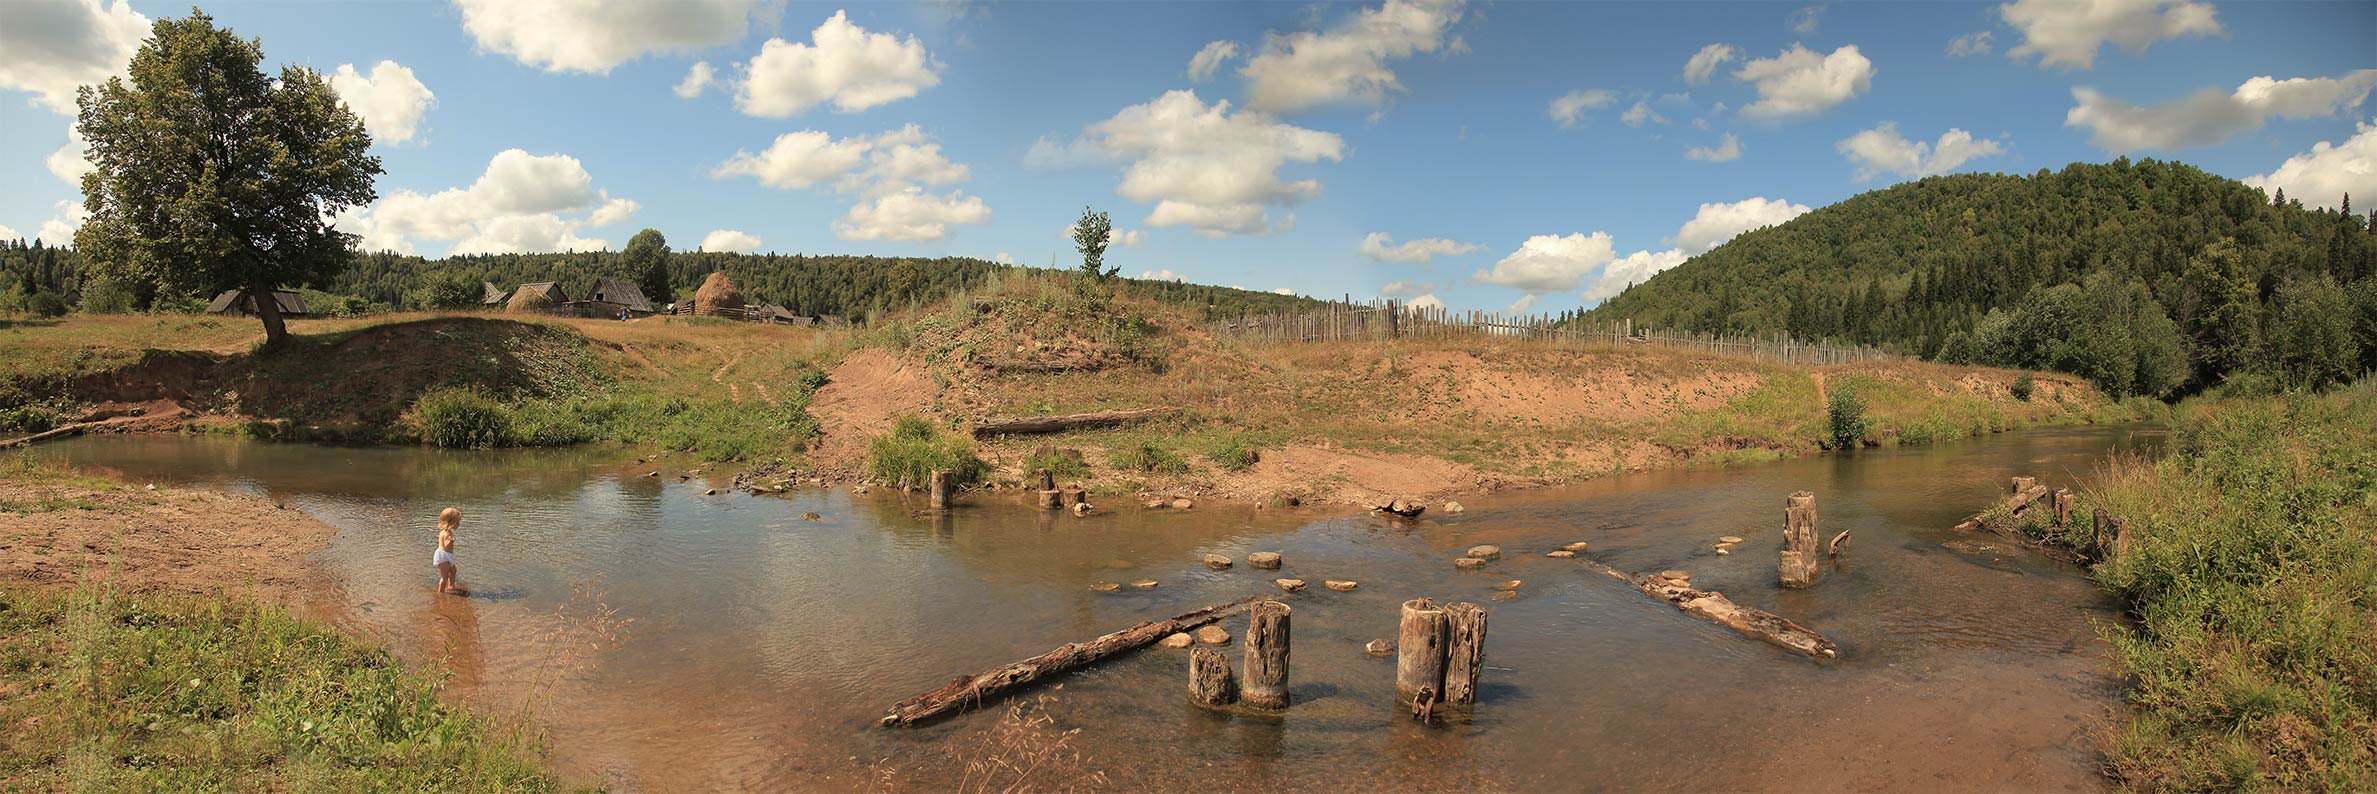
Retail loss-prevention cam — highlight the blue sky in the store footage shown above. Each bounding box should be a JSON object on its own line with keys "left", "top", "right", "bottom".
{"left": 2, "top": 0, "right": 2371, "bottom": 314}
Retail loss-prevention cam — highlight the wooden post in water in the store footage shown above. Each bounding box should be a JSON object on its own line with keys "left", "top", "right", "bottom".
{"left": 1034, "top": 468, "right": 1055, "bottom": 492}
{"left": 1241, "top": 600, "right": 1291, "bottom": 709}
{"left": 928, "top": 469, "right": 953, "bottom": 509}
{"left": 1779, "top": 491, "right": 1820, "bottom": 588}
{"left": 1396, "top": 598, "right": 1448, "bottom": 703}
{"left": 1443, "top": 602, "right": 1487, "bottom": 707}
{"left": 1188, "top": 646, "right": 1238, "bottom": 707}
{"left": 1037, "top": 489, "right": 1062, "bottom": 510}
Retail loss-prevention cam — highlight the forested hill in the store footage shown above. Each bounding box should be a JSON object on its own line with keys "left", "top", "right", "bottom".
{"left": 1584, "top": 159, "right": 2377, "bottom": 398}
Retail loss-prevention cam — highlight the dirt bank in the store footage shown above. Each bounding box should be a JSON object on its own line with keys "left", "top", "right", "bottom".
{"left": 0, "top": 471, "right": 336, "bottom": 602}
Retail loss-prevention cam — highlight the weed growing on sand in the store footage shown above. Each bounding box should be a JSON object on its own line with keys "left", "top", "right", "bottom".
{"left": 868, "top": 414, "right": 990, "bottom": 488}
{"left": 1022, "top": 446, "right": 1092, "bottom": 479}
{"left": 1202, "top": 435, "right": 1262, "bottom": 472}
{"left": 1108, "top": 439, "right": 1189, "bottom": 474}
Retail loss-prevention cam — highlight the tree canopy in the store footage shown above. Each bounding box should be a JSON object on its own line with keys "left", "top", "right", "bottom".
{"left": 1072, "top": 207, "right": 1116, "bottom": 282}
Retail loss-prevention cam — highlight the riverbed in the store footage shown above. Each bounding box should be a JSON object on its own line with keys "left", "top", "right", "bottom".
{"left": 36, "top": 425, "right": 2162, "bottom": 791}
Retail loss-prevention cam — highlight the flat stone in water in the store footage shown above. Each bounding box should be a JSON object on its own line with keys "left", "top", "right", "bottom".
{"left": 1194, "top": 625, "right": 1231, "bottom": 646}
{"left": 1562, "top": 541, "right": 1591, "bottom": 552}
{"left": 1247, "top": 552, "right": 1282, "bottom": 569}
{"left": 1130, "top": 579, "right": 1159, "bottom": 589}
{"left": 1159, "top": 632, "right": 1193, "bottom": 649}
{"left": 1204, "top": 554, "right": 1233, "bottom": 570}
{"left": 1545, "top": 550, "right": 1576, "bottom": 558}
{"left": 1718, "top": 536, "right": 1745, "bottom": 544}
{"left": 1455, "top": 558, "right": 1485, "bottom": 570}
{"left": 1275, "top": 578, "right": 1306, "bottom": 592}
{"left": 1364, "top": 639, "right": 1394, "bottom": 656}
{"left": 1325, "top": 580, "right": 1358, "bottom": 591}
{"left": 1465, "top": 545, "right": 1502, "bottom": 560}
{"left": 1091, "top": 581, "right": 1122, "bottom": 593}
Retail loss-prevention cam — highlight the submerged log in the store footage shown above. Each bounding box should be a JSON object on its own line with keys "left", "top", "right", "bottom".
{"left": 1949, "top": 483, "right": 2089, "bottom": 564}
{"left": 1241, "top": 600, "right": 1292, "bottom": 709}
{"left": 880, "top": 594, "right": 1266, "bottom": 726}
{"left": 1396, "top": 598, "right": 1449, "bottom": 703}
{"left": 971, "top": 407, "right": 1180, "bottom": 438}
{"left": 1188, "top": 646, "right": 1238, "bottom": 707}
{"left": 0, "top": 422, "right": 93, "bottom": 449}
{"left": 1579, "top": 559, "right": 1837, "bottom": 659}
{"left": 1443, "top": 602, "right": 1488, "bottom": 707}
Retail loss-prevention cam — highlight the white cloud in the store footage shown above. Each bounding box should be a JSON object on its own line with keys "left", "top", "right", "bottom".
{"left": 46, "top": 124, "right": 91, "bottom": 185}
{"left": 1380, "top": 280, "right": 1434, "bottom": 298}
{"left": 1111, "top": 228, "right": 1147, "bottom": 248}
{"left": 700, "top": 229, "right": 762, "bottom": 253}
{"left": 1685, "top": 132, "right": 1743, "bottom": 162}
{"left": 1271, "top": 287, "right": 1296, "bottom": 296}
{"left": 1068, "top": 89, "right": 1344, "bottom": 237}
{"left": 2000, "top": 0, "right": 2220, "bottom": 70}
{"left": 1732, "top": 44, "right": 1873, "bottom": 121}
{"left": 1139, "top": 269, "right": 1186, "bottom": 282}
{"left": 0, "top": 0, "right": 149, "bottom": 114}
{"left": 454, "top": 0, "right": 754, "bottom": 74}
{"left": 734, "top": 10, "right": 940, "bottom": 118}
{"left": 713, "top": 124, "right": 990, "bottom": 241}
{"left": 2243, "top": 120, "right": 2377, "bottom": 212}
{"left": 2066, "top": 71, "right": 2377, "bottom": 152}
{"left": 1548, "top": 88, "right": 1618, "bottom": 128}
{"left": 1621, "top": 99, "right": 1667, "bottom": 127}
{"left": 0, "top": 224, "right": 18, "bottom": 240}
{"left": 674, "top": 61, "right": 716, "bottom": 98}
{"left": 1947, "top": 31, "right": 1994, "bottom": 57}
{"left": 1788, "top": 5, "right": 1823, "bottom": 34}
{"left": 1505, "top": 294, "right": 1539, "bottom": 314}
{"left": 36, "top": 199, "right": 87, "bottom": 247}
{"left": 1472, "top": 232, "right": 1616, "bottom": 293}
{"left": 1683, "top": 43, "right": 1736, "bottom": 85}
{"left": 1188, "top": 40, "right": 1239, "bottom": 81}
{"left": 334, "top": 149, "right": 627, "bottom": 255}
{"left": 1360, "top": 232, "right": 1480, "bottom": 263}
{"left": 1239, "top": 0, "right": 1467, "bottom": 113}
{"left": 1402, "top": 293, "right": 1445, "bottom": 313}
{"left": 329, "top": 61, "right": 436, "bottom": 145}
{"left": 1668, "top": 196, "right": 1811, "bottom": 255}
{"left": 1584, "top": 248, "right": 1688, "bottom": 301}
{"left": 990, "top": 252, "right": 1015, "bottom": 265}
{"left": 1836, "top": 122, "right": 2004, "bottom": 180}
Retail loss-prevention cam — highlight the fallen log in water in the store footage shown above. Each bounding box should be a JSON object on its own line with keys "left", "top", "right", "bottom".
{"left": 1578, "top": 559, "right": 1837, "bottom": 659}
{"left": 970, "top": 407, "right": 1180, "bottom": 438}
{"left": 1947, "top": 481, "right": 2091, "bottom": 563}
{"left": 1952, "top": 484, "right": 2050, "bottom": 532}
{"left": 0, "top": 422, "right": 90, "bottom": 450}
{"left": 879, "top": 594, "right": 1267, "bottom": 727}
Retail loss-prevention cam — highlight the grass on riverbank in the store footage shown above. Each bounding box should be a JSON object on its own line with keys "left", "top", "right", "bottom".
{"left": 2040, "top": 382, "right": 2376, "bottom": 790}
{"left": 0, "top": 582, "right": 554, "bottom": 791}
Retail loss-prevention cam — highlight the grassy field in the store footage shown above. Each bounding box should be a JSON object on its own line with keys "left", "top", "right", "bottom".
{"left": 0, "top": 582, "right": 554, "bottom": 791}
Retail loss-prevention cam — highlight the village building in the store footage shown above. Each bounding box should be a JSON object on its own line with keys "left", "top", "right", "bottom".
{"left": 567, "top": 277, "right": 655, "bottom": 319}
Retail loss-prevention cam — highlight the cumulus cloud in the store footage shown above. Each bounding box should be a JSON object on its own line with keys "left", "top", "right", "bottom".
{"left": 1685, "top": 132, "right": 1743, "bottom": 162}
{"left": 35, "top": 199, "right": 88, "bottom": 247}
{"left": 1110, "top": 228, "right": 1147, "bottom": 248}
{"left": 1668, "top": 196, "right": 1810, "bottom": 255}
{"left": 1505, "top": 294, "right": 1540, "bottom": 314}
{"left": 332, "top": 149, "right": 627, "bottom": 255}
{"left": 0, "top": 0, "right": 149, "bottom": 114}
{"left": 0, "top": 224, "right": 18, "bottom": 241}
{"left": 2000, "top": 0, "right": 2220, "bottom": 70}
{"left": 2243, "top": 120, "right": 2377, "bottom": 212}
{"left": 1472, "top": 232, "right": 1616, "bottom": 293}
{"left": 1401, "top": 293, "right": 1446, "bottom": 313}
{"left": 1548, "top": 88, "right": 1617, "bottom": 128}
{"left": 1836, "top": 122, "right": 2004, "bottom": 180}
{"left": 1239, "top": 0, "right": 1466, "bottom": 113}
{"left": 1060, "top": 89, "right": 1343, "bottom": 237}
{"left": 734, "top": 10, "right": 940, "bottom": 118}
{"left": 1584, "top": 248, "right": 1688, "bottom": 301}
{"left": 1732, "top": 44, "right": 1873, "bottom": 121}
{"left": 1621, "top": 99, "right": 1668, "bottom": 126}
{"left": 700, "top": 229, "right": 762, "bottom": 253}
{"left": 1139, "top": 269, "right": 1186, "bottom": 282}
{"left": 1947, "top": 31, "right": 1994, "bottom": 56}
{"left": 1360, "top": 232, "right": 1480, "bottom": 263}
{"left": 329, "top": 61, "right": 436, "bottom": 145}
{"left": 46, "top": 124, "right": 91, "bottom": 185}
{"left": 454, "top": 0, "right": 754, "bottom": 74}
{"left": 1188, "top": 40, "right": 1239, "bottom": 81}
{"left": 2066, "top": 70, "right": 2377, "bottom": 152}
{"left": 1380, "top": 280, "right": 1434, "bottom": 298}
{"left": 1683, "top": 43, "right": 1736, "bottom": 85}
{"left": 674, "top": 61, "right": 716, "bottom": 98}
{"left": 1272, "top": 287, "right": 1296, "bottom": 296}
{"left": 712, "top": 124, "right": 990, "bottom": 241}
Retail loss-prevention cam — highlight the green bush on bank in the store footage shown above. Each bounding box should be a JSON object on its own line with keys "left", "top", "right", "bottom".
{"left": 1826, "top": 382, "right": 1869, "bottom": 450}
{"left": 867, "top": 415, "right": 989, "bottom": 489}
{"left": 414, "top": 388, "right": 514, "bottom": 450}
{"left": 406, "top": 369, "right": 829, "bottom": 462}
{"left": 0, "top": 583, "right": 553, "bottom": 790}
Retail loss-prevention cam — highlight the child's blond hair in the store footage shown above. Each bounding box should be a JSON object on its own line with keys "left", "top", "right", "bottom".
{"left": 437, "top": 507, "right": 462, "bottom": 531}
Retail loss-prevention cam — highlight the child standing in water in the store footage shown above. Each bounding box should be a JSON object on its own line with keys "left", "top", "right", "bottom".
{"left": 433, "top": 507, "right": 463, "bottom": 594}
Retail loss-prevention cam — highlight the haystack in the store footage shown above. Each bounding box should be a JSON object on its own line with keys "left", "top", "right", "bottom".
{"left": 694, "top": 272, "right": 744, "bottom": 317}
{"left": 506, "top": 288, "right": 555, "bottom": 314}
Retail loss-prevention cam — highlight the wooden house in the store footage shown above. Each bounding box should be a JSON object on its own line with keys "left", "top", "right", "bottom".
{"left": 566, "top": 277, "right": 655, "bottom": 318}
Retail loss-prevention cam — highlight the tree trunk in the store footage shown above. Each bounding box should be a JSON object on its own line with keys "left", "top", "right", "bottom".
{"left": 1241, "top": 600, "right": 1291, "bottom": 709}
{"left": 251, "top": 285, "right": 288, "bottom": 345}
{"left": 1443, "top": 602, "right": 1488, "bottom": 707}
{"left": 1189, "top": 646, "right": 1238, "bottom": 707}
{"left": 880, "top": 594, "right": 1266, "bottom": 726}
{"left": 1396, "top": 598, "right": 1448, "bottom": 703}
{"left": 971, "top": 407, "right": 1180, "bottom": 438}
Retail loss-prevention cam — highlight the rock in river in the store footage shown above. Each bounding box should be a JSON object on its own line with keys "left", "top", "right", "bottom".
{"left": 1325, "top": 580, "right": 1359, "bottom": 592}
{"left": 1465, "top": 545, "right": 1502, "bottom": 560}
{"left": 1545, "top": 550, "right": 1576, "bottom": 558}
{"left": 1454, "top": 557, "right": 1485, "bottom": 570}
{"left": 1204, "top": 554, "right": 1233, "bottom": 570}
{"left": 1364, "top": 639, "right": 1394, "bottom": 656}
{"left": 1562, "top": 541, "right": 1591, "bottom": 553}
{"left": 1159, "top": 632, "right": 1194, "bottom": 649}
{"left": 1195, "top": 625, "right": 1231, "bottom": 646}
{"left": 1247, "top": 552, "right": 1283, "bottom": 569}
{"left": 1275, "top": 578, "right": 1306, "bottom": 593}
{"left": 1091, "top": 581, "right": 1122, "bottom": 593}
{"left": 1130, "top": 579, "right": 1159, "bottom": 589}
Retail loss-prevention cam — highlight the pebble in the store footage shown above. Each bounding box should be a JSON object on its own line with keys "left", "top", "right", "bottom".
{"left": 1275, "top": 578, "right": 1306, "bottom": 593}
{"left": 1364, "top": 639, "right": 1394, "bottom": 656}
{"left": 1158, "top": 632, "right": 1194, "bottom": 649}
{"left": 1194, "top": 625, "right": 1231, "bottom": 646}
{"left": 1325, "top": 580, "right": 1359, "bottom": 592}
{"left": 1247, "top": 552, "right": 1282, "bottom": 569}
{"left": 1494, "top": 579, "right": 1523, "bottom": 591}
{"left": 1545, "top": 550, "right": 1576, "bottom": 558}
{"left": 1443, "top": 501, "right": 1464, "bottom": 513}
{"left": 801, "top": 512, "right": 822, "bottom": 520}
{"left": 1718, "top": 536, "right": 1745, "bottom": 544}
{"left": 1454, "top": 558, "right": 1485, "bottom": 570}
{"left": 1091, "top": 581, "right": 1122, "bottom": 593}
{"left": 1562, "top": 541, "right": 1590, "bottom": 552}
{"left": 703, "top": 488, "right": 718, "bottom": 496}
{"left": 1464, "top": 545, "right": 1502, "bottom": 560}
{"left": 1169, "top": 498, "right": 1196, "bottom": 510}
{"left": 1203, "top": 554, "right": 1233, "bottom": 570}
{"left": 1716, "top": 549, "right": 1731, "bottom": 555}
{"left": 1130, "top": 579, "right": 1159, "bottom": 589}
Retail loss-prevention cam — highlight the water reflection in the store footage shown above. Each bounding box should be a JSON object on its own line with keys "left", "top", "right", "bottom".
{"left": 37, "top": 426, "right": 2160, "bottom": 791}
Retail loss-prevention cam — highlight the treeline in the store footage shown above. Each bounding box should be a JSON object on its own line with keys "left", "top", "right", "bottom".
{"left": 1585, "top": 159, "right": 2377, "bottom": 397}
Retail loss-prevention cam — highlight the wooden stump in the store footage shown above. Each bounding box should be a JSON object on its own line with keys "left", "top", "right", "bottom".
{"left": 928, "top": 469, "right": 953, "bottom": 509}
{"left": 1241, "top": 601, "right": 1291, "bottom": 709}
{"left": 2010, "top": 476, "right": 2037, "bottom": 495}
{"left": 1443, "top": 602, "right": 1487, "bottom": 707}
{"left": 1189, "top": 646, "right": 1238, "bottom": 707}
{"left": 1780, "top": 491, "right": 1819, "bottom": 588}
{"left": 2108, "top": 514, "right": 2132, "bottom": 559}
{"left": 1037, "top": 489, "right": 1062, "bottom": 510}
{"left": 1396, "top": 598, "right": 1449, "bottom": 704}
{"left": 1034, "top": 468, "right": 1055, "bottom": 491}
{"left": 1060, "top": 487, "right": 1087, "bottom": 507}
{"left": 2052, "top": 488, "right": 2073, "bottom": 531}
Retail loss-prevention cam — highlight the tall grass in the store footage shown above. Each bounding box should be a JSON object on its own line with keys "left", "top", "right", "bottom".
{"left": 866, "top": 415, "right": 990, "bottom": 488}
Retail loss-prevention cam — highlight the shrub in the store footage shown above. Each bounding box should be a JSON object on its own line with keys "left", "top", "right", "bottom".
{"left": 413, "top": 388, "right": 515, "bottom": 449}
{"left": 867, "top": 414, "right": 988, "bottom": 488}
{"left": 1205, "top": 437, "right": 1261, "bottom": 471}
{"left": 1110, "top": 440, "right": 1190, "bottom": 474}
{"left": 2011, "top": 372, "right": 2036, "bottom": 402}
{"left": 1826, "top": 383, "right": 1869, "bottom": 450}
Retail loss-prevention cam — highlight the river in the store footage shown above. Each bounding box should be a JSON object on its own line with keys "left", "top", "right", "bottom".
{"left": 36, "top": 424, "right": 2163, "bottom": 791}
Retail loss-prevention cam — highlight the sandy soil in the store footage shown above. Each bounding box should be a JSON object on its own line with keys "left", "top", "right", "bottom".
{"left": 808, "top": 347, "right": 932, "bottom": 476}
{"left": 0, "top": 476, "right": 335, "bottom": 602}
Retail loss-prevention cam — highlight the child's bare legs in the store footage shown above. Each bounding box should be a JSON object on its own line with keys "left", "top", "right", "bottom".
{"left": 436, "top": 561, "right": 458, "bottom": 593}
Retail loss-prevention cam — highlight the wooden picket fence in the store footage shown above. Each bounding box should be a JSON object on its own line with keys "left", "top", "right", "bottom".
{"left": 1206, "top": 298, "right": 1900, "bottom": 366}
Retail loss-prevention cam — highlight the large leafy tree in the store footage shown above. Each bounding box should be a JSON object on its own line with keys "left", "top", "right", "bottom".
{"left": 622, "top": 228, "right": 671, "bottom": 306}
{"left": 1071, "top": 207, "right": 1115, "bottom": 282}
{"left": 73, "top": 10, "right": 381, "bottom": 344}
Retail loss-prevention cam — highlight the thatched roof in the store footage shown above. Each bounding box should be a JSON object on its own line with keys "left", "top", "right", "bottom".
{"left": 588, "top": 277, "right": 653, "bottom": 313}
{"left": 694, "top": 272, "right": 744, "bottom": 314}
{"left": 205, "top": 289, "right": 309, "bottom": 316}
{"left": 507, "top": 283, "right": 562, "bottom": 313}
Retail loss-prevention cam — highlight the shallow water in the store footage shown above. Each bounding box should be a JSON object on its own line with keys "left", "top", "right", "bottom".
{"left": 40, "top": 425, "right": 2163, "bottom": 791}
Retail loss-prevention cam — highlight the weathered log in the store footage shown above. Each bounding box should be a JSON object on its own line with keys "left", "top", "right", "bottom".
{"left": 1396, "top": 598, "right": 1449, "bottom": 703}
{"left": 1443, "top": 602, "right": 1488, "bottom": 707}
{"left": 1827, "top": 529, "right": 1852, "bottom": 557}
{"left": 971, "top": 407, "right": 1180, "bottom": 438}
{"left": 1780, "top": 491, "right": 1820, "bottom": 588}
{"left": 1036, "top": 489, "right": 1062, "bottom": 510}
{"left": 1188, "top": 646, "right": 1238, "bottom": 707}
{"left": 1579, "top": 558, "right": 1837, "bottom": 659}
{"left": 1241, "top": 600, "right": 1291, "bottom": 709}
{"left": 2010, "top": 476, "right": 2037, "bottom": 495}
{"left": 879, "top": 594, "right": 1266, "bottom": 726}
{"left": 0, "top": 422, "right": 90, "bottom": 449}
{"left": 928, "top": 469, "right": 953, "bottom": 509}
{"left": 1954, "top": 484, "right": 2050, "bottom": 532}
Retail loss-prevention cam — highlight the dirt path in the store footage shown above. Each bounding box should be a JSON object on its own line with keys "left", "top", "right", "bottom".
{"left": 808, "top": 348, "right": 931, "bottom": 474}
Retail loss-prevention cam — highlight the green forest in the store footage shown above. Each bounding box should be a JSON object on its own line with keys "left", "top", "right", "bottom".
{"left": 1584, "top": 159, "right": 2377, "bottom": 398}
{"left": 0, "top": 231, "right": 1316, "bottom": 325}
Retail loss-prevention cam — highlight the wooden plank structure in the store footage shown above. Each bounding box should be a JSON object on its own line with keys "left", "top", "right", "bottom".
{"left": 1205, "top": 297, "right": 1899, "bottom": 365}
{"left": 879, "top": 595, "right": 1268, "bottom": 726}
